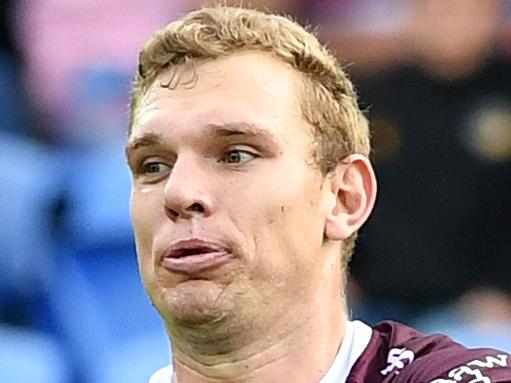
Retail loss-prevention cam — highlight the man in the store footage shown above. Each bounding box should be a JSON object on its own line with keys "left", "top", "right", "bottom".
{"left": 125, "top": 6, "right": 511, "bottom": 382}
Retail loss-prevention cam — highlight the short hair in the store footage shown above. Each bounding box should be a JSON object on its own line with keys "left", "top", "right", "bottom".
{"left": 129, "top": 5, "right": 370, "bottom": 268}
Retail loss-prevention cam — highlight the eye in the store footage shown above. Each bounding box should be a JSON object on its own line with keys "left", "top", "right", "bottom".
{"left": 224, "top": 149, "right": 258, "bottom": 164}
{"left": 142, "top": 161, "right": 171, "bottom": 175}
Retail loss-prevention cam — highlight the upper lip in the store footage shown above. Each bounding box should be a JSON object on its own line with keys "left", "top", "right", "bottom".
{"left": 165, "top": 239, "right": 229, "bottom": 259}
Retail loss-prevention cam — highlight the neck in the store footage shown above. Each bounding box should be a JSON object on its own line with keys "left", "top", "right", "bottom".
{"left": 169, "top": 269, "right": 347, "bottom": 382}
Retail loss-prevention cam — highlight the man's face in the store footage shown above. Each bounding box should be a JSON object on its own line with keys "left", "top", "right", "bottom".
{"left": 127, "top": 52, "right": 339, "bottom": 341}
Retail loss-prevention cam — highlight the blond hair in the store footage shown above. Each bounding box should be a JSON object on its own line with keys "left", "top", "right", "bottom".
{"left": 130, "top": 5, "right": 370, "bottom": 265}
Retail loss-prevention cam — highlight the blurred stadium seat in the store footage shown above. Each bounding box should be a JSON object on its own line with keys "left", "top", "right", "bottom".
{"left": 0, "top": 325, "right": 71, "bottom": 383}
{"left": 47, "top": 143, "right": 170, "bottom": 382}
{"left": 0, "top": 133, "right": 70, "bottom": 382}
{"left": 0, "top": 132, "right": 60, "bottom": 311}
{"left": 50, "top": 243, "right": 170, "bottom": 382}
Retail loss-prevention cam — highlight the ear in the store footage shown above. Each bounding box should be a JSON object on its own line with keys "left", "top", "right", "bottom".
{"left": 324, "top": 154, "right": 377, "bottom": 241}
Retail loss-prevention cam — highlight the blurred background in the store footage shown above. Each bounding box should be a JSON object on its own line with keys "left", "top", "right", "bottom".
{"left": 1, "top": 0, "right": 510, "bottom": 381}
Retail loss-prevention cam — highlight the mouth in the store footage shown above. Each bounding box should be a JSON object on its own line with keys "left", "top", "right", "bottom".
{"left": 162, "top": 239, "right": 233, "bottom": 274}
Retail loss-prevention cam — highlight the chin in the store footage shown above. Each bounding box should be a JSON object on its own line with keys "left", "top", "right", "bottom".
{"left": 153, "top": 279, "right": 235, "bottom": 327}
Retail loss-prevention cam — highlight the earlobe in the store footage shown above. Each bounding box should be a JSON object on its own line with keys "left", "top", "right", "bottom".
{"left": 324, "top": 155, "right": 377, "bottom": 241}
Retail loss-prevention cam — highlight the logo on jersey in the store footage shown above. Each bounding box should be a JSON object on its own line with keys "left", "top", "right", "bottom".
{"left": 429, "top": 354, "right": 508, "bottom": 383}
{"left": 381, "top": 347, "right": 415, "bottom": 376}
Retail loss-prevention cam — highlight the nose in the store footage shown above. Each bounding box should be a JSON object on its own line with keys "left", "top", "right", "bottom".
{"left": 163, "top": 154, "right": 214, "bottom": 220}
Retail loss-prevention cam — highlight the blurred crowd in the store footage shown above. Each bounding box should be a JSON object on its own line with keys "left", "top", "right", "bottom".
{"left": 1, "top": 1, "right": 510, "bottom": 382}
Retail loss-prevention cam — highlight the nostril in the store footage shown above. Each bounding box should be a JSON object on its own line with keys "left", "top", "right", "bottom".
{"left": 164, "top": 202, "right": 206, "bottom": 220}
{"left": 165, "top": 206, "right": 180, "bottom": 219}
{"left": 189, "top": 203, "right": 205, "bottom": 213}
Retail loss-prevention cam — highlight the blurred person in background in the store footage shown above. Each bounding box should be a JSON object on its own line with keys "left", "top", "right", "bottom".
{"left": 345, "top": 0, "right": 511, "bottom": 339}
{"left": 14, "top": 0, "right": 199, "bottom": 147}
{"left": 299, "top": 0, "right": 412, "bottom": 77}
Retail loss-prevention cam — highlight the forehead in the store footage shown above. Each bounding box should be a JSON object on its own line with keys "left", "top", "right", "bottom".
{"left": 131, "top": 51, "right": 306, "bottom": 138}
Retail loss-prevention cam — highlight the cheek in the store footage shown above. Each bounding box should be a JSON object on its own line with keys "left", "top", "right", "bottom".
{"left": 131, "top": 187, "right": 163, "bottom": 267}
{"left": 236, "top": 170, "right": 325, "bottom": 276}
{"left": 131, "top": 185, "right": 162, "bottom": 229}
{"left": 131, "top": 189, "right": 168, "bottom": 305}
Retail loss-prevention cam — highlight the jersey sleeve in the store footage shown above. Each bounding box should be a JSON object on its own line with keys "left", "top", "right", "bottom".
{"left": 347, "top": 321, "right": 511, "bottom": 383}
{"left": 376, "top": 321, "right": 511, "bottom": 383}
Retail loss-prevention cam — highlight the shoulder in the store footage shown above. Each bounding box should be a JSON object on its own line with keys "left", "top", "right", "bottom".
{"left": 348, "top": 320, "right": 511, "bottom": 383}
{"left": 148, "top": 365, "right": 173, "bottom": 383}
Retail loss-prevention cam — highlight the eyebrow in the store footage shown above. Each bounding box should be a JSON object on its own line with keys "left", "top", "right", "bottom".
{"left": 204, "top": 122, "right": 277, "bottom": 140}
{"left": 125, "top": 122, "right": 278, "bottom": 159}
{"left": 125, "top": 132, "right": 165, "bottom": 159}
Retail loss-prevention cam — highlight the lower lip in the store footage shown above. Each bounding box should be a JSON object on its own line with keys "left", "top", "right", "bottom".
{"left": 162, "top": 251, "right": 233, "bottom": 274}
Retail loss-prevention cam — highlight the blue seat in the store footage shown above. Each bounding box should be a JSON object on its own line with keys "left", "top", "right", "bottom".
{"left": 0, "top": 133, "right": 61, "bottom": 310}
{"left": 48, "top": 143, "right": 170, "bottom": 382}
{"left": 60, "top": 140, "right": 133, "bottom": 246}
{"left": 0, "top": 133, "right": 71, "bottom": 382}
{"left": 415, "top": 306, "right": 511, "bottom": 352}
{"left": 50, "top": 244, "right": 170, "bottom": 383}
{"left": 0, "top": 325, "right": 71, "bottom": 383}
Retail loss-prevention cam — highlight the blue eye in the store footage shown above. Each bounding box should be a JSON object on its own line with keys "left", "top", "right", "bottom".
{"left": 225, "top": 150, "right": 257, "bottom": 164}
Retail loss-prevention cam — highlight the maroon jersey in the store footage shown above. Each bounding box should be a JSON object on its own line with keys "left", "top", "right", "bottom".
{"left": 348, "top": 321, "right": 511, "bottom": 382}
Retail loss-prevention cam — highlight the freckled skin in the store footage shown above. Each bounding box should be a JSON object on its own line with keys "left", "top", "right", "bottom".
{"left": 128, "top": 52, "right": 348, "bottom": 380}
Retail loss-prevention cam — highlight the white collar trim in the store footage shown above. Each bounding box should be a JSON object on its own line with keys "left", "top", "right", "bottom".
{"left": 319, "top": 320, "right": 373, "bottom": 383}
